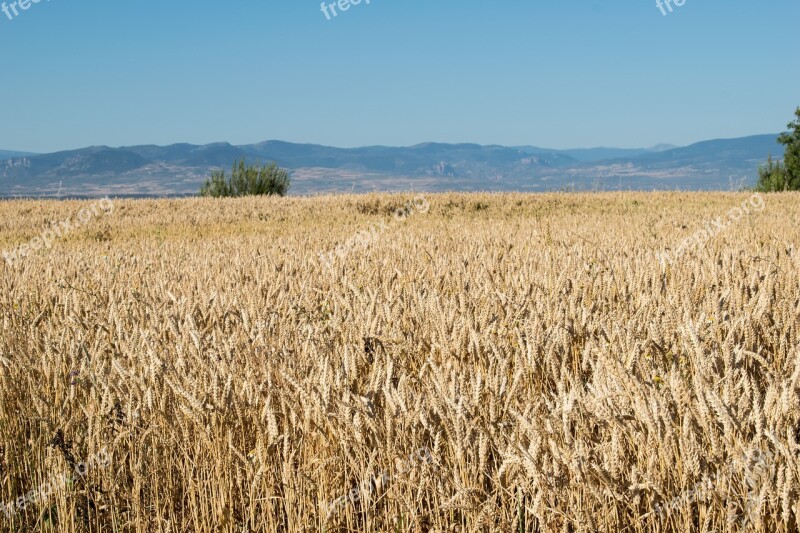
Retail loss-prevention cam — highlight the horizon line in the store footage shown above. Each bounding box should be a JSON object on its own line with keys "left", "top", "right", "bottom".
{"left": 3, "top": 131, "right": 784, "bottom": 157}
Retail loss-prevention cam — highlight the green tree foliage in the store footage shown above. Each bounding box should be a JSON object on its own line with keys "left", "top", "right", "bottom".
{"left": 757, "top": 107, "right": 800, "bottom": 191}
{"left": 200, "top": 160, "right": 290, "bottom": 197}
{"left": 779, "top": 107, "right": 800, "bottom": 180}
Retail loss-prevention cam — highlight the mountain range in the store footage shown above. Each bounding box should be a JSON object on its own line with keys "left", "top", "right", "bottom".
{"left": 0, "top": 134, "right": 784, "bottom": 197}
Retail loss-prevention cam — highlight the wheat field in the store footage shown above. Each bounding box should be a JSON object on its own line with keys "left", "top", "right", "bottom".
{"left": 1, "top": 192, "right": 799, "bottom": 532}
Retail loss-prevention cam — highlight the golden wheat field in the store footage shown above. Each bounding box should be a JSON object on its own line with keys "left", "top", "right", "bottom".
{"left": 1, "top": 192, "right": 800, "bottom": 532}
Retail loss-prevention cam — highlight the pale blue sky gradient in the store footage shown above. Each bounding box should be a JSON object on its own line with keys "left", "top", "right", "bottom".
{"left": 1, "top": 0, "right": 798, "bottom": 152}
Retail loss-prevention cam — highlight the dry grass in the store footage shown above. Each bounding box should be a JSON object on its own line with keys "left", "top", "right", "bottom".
{"left": 1, "top": 192, "right": 799, "bottom": 532}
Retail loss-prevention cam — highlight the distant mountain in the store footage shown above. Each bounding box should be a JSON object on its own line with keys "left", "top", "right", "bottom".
{"left": 566, "top": 134, "right": 784, "bottom": 190}
{"left": 513, "top": 144, "right": 679, "bottom": 162}
{"left": 613, "top": 135, "right": 781, "bottom": 168}
{"left": 0, "top": 150, "right": 36, "bottom": 159}
{"left": 239, "top": 141, "right": 576, "bottom": 172}
{"left": 14, "top": 146, "right": 149, "bottom": 177}
{"left": 521, "top": 146, "right": 653, "bottom": 162}
{"left": 0, "top": 134, "right": 784, "bottom": 197}
{"left": 648, "top": 144, "right": 678, "bottom": 152}
{"left": 123, "top": 142, "right": 249, "bottom": 167}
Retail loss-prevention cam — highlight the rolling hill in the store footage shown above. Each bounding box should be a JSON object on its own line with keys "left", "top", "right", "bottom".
{"left": 0, "top": 134, "right": 784, "bottom": 197}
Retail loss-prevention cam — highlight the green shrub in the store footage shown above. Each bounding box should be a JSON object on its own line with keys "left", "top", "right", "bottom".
{"left": 200, "top": 160, "right": 290, "bottom": 197}
{"left": 757, "top": 107, "right": 800, "bottom": 191}
{"left": 756, "top": 154, "right": 795, "bottom": 192}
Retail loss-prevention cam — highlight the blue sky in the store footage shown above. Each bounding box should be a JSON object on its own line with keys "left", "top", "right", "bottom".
{"left": 1, "top": 0, "right": 798, "bottom": 153}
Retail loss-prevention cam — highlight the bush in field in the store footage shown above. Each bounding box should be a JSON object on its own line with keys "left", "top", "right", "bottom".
{"left": 757, "top": 107, "right": 800, "bottom": 191}
{"left": 200, "top": 160, "right": 290, "bottom": 197}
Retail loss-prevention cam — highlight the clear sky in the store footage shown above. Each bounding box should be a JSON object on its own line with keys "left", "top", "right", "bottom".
{"left": 1, "top": 0, "right": 798, "bottom": 153}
